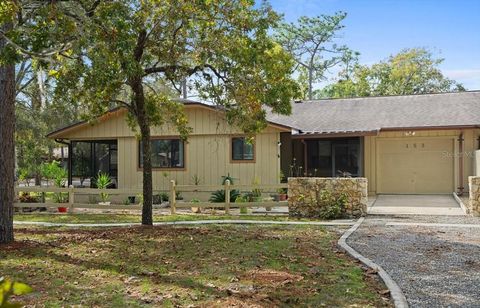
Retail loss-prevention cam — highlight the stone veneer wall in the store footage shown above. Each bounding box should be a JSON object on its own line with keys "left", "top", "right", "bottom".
{"left": 288, "top": 177, "right": 368, "bottom": 218}
{"left": 468, "top": 176, "right": 480, "bottom": 216}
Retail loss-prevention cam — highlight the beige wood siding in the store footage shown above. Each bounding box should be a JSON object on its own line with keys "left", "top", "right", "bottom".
{"left": 364, "top": 129, "right": 480, "bottom": 195}
{"left": 57, "top": 106, "right": 283, "bottom": 139}
{"left": 118, "top": 133, "right": 281, "bottom": 189}
{"left": 55, "top": 106, "right": 284, "bottom": 189}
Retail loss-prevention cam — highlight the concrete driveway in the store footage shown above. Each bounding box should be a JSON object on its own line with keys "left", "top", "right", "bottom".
{"left": 368, "top": 194, "right": 465, "bottom": 216}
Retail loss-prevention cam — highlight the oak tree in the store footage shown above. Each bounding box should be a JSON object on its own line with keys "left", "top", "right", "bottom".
{"left": 52, "top": 0, "right": 299, "bottom": 225}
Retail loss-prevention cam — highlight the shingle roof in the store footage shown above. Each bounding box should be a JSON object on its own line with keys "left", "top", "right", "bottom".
{"left": 266, "top": 91, "right": 480, "bottom": 135}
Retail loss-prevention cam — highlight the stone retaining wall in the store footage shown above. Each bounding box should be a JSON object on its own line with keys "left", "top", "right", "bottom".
{"left": 468, "top": 176, "right": 480, "bottom": 216}
{"left": 288, "top": 177, "right": 368, "bottom": 218}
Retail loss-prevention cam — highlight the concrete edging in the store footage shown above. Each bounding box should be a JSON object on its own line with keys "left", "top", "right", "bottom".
{"left": 13, "top": 219, "right": 355, "bottom": 228}
{"left": 338, "top": 217, "right": 409, "bottom": 308}
{"left": 386, "top": 222, "right": 480, "bottom": 228}
{"left": 452, "top": 192, "right": 469, "bottom": 215}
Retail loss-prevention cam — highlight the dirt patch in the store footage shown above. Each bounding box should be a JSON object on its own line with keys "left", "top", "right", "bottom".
{"left": 0, "top": 240, "right": 43, "bottom": 251}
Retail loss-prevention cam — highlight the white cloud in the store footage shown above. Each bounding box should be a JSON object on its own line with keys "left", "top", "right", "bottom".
{"left": 443, "top": 69, "right": 480, "bottom": 90}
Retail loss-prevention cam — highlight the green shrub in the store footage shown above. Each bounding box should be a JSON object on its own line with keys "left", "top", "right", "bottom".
{"left": 318, "top": 191, "right": 347, "bottom": 219}
{"left": 160, "top": 192, "right": 169, "bottom": 202}
{"left": 209, "top": 189, "right": 240, "bottom": 203}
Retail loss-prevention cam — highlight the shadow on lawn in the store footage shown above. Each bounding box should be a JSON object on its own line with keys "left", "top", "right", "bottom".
{"left": 8, "top": 240, "right": 227, "bottom": 302}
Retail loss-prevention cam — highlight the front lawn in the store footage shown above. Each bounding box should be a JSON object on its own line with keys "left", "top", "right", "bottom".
{"left": 13, "top": 213, "right": 329, "bottom": 224}
{"left": 1, "top": 225, "right": 390, "bottom": 307}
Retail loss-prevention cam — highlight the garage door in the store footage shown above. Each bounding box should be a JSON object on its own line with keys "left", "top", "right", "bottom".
{"left": 377, "top": 138, "right": 454, "bottom": 194}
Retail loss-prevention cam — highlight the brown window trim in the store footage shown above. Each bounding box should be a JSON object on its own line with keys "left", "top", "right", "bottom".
{"left": 138, "top": 136, "right": 186, "bottom": 171}
{"left": 230, "top": 136, "right": 256, "bottom": 163}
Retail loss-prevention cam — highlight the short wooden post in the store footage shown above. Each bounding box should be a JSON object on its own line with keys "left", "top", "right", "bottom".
{"left": 225, "top": 179, "right": 231, "bottom": 215}
{"left": 68, "top": 185, "right": 75, "bottom": 213}
{"left": 170, "top": 180, "right": 176, "bottom": 215}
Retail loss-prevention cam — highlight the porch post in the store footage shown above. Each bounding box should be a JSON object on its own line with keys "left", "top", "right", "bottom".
{"left": 68, "top": 142, "right": 73, "bottom": 186}
{"left": 302, "top": 139, "right": 307, "bottom": 176}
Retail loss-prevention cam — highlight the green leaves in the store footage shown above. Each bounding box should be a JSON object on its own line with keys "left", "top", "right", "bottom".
{"left": 0, "top": 277, "right": 33, "bottom": 308}
{"left": 275, "top": 12, "right": 354, "bottom": 100}
{"left": 323, "top": 48, "right": 464, "bottom": 98}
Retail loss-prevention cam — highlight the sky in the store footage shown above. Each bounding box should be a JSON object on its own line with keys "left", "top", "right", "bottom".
{"left": 268, "top": 0, "right": 480, "bottom": 90}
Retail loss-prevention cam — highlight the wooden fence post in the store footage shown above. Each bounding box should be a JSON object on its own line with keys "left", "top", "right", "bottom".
{"left": 225, "top": 179, "right": 231, "bottom": 215}
{"left": 170, "top": 180, "right": 176, "bottom": 215}
{"left": 68, "top": 185, "right": 75, "bottom": 213}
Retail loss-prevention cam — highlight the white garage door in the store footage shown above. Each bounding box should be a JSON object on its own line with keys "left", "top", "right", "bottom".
{"left": 377, "top": 138, "right": 455, "bottom": 194}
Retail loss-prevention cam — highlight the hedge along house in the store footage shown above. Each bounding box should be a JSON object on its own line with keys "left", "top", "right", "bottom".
{"left": 269, "top": 91, "right": 480, "bottom": 196}
{"left": 47, "top": 99, "right": 290, "bottom": 192}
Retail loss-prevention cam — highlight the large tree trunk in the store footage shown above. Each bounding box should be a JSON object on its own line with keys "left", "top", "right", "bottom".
{"left": 132, "top": 80, "right": 153, "bottom": 225}
{"left": 308, "top": 67, "right": 313, "bottom": 100}
{"left": 139, "top": 120, "right": 153, "bottom": 225}
{"left": 0, "top": 22, "right": 16, "bottom": 244}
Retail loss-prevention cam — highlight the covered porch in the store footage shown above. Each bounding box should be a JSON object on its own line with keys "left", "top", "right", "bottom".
{"left": 280, "top": 132, "right": 371, "bottom": 178}
{"left": 67, "top": 139, "right": 118, "bottom": 188}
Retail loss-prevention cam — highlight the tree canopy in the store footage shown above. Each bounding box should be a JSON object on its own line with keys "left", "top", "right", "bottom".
{"left": 48, "top": 0, "right": 299, "bottom": 224}
{"left": 321, "top": 48, "right": 465, "bottom": 98}
{"left": 275, "top": 12, "right": 357, "bottom": 100}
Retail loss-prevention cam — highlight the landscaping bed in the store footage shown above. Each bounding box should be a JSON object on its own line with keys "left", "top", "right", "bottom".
{"left": 1, "top": 225, "right": 391, "bottom": 307}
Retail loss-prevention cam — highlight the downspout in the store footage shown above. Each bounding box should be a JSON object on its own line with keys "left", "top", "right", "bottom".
{"left": 457, "top": 133, "right": 464, "bottom": 195}
{"left": 301, "top": 139, "right": 307, "bottom": 176}
{"left": 55, "top": 139, "right": 72, "bottom": 186}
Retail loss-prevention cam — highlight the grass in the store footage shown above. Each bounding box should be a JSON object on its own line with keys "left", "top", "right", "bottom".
{"left": 13, "top": 213, "right": 334, "bottom": 224}
{"left": 1, "top": 225, "right": 391, "bottom": 307}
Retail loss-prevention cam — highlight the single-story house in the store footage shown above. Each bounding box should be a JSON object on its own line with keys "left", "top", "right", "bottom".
{"left": 48, "top": 91, "right": 480, "bottom": 195}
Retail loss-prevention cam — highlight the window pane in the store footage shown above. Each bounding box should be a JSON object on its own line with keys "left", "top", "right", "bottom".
{"left": 95, "top": 143, "right": 110, "bottom": 174}
{"left": 232, "top": 137, "right": 254, "bottom": 160}
{"left": 140, "top": 139, "right": 184, "bottom": 168}
{"left": 243, "top": 142, "right": 254, "bottom": 160}
{"left": 72, "top": 142, "right": 92, "bottom": 178}
{"left": 152, "top": 140, "right": 170, "bottom": 168}
{"left": 232, "top": 138, "right": 244, "bottom": 160}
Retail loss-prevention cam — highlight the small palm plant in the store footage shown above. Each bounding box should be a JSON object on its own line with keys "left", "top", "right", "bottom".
{"left": 96, "top": 172, "right": 112, "bottom": 204}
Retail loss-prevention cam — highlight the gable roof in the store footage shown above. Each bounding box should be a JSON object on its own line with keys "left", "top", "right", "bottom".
{"left": 47, "top": 98, "right": 292, "bottom": 139}
{"left": 266, "top": 91, "right": 480, "bottom": 136}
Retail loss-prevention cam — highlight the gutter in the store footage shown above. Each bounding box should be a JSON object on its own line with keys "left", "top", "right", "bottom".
{"left": 292, "top": 130, "right": 379, "bottom": 139}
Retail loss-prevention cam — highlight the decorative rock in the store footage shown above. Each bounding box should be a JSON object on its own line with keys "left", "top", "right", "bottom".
{"left": 468, "top": 176, "right": 480, "bottom": 216}
{"left": 288, "top": 177, "right": 368, "bottom": 218}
